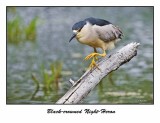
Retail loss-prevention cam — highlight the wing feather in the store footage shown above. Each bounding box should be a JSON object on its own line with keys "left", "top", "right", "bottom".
{"left": 93, "top": 24, "right": 123, "bottom": 42}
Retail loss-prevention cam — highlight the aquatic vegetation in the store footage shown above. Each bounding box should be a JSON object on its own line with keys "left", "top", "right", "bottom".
{"left": 31, "top": 73, "right": 40, "bottom": 99}
{"left": 25, "top": 17, "right": 38, "bottom": 41}
{"left": 7, "top": 16, "right": 24, "bottom": 44}
{"left": 31, "top": 62, "right": 63, "bottom": 99}
{"left": 7, "top": 8, "right": 38, "bottom": 44}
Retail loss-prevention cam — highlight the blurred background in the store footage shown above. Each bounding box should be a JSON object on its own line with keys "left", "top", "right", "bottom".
{"left": 7, "top": 7, "right": 153, "bottom": 104}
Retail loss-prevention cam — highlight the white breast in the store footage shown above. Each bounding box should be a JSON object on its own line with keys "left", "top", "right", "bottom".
{"left": 77, "top": 22, "right": 98, "bottom": 44}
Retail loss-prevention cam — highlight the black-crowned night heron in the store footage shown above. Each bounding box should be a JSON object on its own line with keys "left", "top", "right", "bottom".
{"left": 69, "top": 17, "right": 123, "bottom": 69}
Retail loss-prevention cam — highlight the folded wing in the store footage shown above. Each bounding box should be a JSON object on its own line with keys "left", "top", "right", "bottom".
{"left": 93, "top": 24, "right": 123, "bottom": 42}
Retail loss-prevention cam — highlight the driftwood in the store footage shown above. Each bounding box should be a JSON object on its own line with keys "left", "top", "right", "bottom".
{"left": 56, "top": 42, "right": 140, "bottom": 104}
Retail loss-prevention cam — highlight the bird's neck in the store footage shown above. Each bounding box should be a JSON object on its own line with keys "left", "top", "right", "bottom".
{"left": 76, "top": 22, "right": 96, "bottom": 42}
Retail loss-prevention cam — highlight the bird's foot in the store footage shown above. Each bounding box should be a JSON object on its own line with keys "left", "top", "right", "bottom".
{"left": 88, "top": 58, "right": 100, "bottom": 70}
{"left": 84, "top": 52, "right": 98, "bottom": 60}
{"left": 84, "top": 52, "right": 106, "bottom": 61}
{"left": 94, "top": 56, "right": 98, "bottom": 61}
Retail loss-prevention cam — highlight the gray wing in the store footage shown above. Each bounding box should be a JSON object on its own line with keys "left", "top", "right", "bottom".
{"left": 93, "top": 24, "right": 123, "bottom": 42}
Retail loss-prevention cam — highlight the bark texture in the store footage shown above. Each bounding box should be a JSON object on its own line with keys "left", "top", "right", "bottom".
{"left": 56, "top": 42, "right": 140, "bottom": 104}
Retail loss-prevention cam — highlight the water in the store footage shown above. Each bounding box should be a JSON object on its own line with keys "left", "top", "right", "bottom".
{"left": 7, "top": 7, "right": 153, "bottom": 104}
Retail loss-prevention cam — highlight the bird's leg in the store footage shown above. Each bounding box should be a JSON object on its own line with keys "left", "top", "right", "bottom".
{"left": 93, "top": 48, "right": 98, "bottom": 61}
{"left": 84, "top": 50, "right": 106, "bottom": 60}
{"left": 88, "top": 57, "right": 100, "bottom": 70}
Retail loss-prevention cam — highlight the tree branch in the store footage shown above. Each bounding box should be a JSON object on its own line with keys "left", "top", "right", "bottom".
{"left": 56, "top": 42, "right": 140, "bottom": 104}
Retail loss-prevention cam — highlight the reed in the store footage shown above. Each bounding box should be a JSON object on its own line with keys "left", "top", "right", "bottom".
{"left": 7, "top": 13, "right": 38, "bottom": 44}
{"left": 31, "top": 62, "right": 63, "bottom": 98}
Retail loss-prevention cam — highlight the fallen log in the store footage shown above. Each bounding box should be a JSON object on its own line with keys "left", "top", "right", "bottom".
{"left": 56, "top": 42, "right": 140, "bottom": 104}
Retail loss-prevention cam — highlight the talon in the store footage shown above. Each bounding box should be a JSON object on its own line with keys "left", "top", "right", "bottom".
{"left": 87, "top": 57, "right": 100, "bottom": 70}
{"left": 84, "top": 50, "right": 107, "bottom": 71}
{"left": 88, "top": 58, "right": 96, "bottom": 69}
{"left": 84, "top": 53, "right": 98, "bottom": 60}
{"left": 94, "top": 56, "right": 98, "bottom": 61}
{"left": 84, "top": 50, "right": 106, "bottom": 61}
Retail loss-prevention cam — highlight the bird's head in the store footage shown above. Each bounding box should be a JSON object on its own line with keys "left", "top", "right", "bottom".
{"left": 69, "top": 20, "right": 86, "bottom": 42}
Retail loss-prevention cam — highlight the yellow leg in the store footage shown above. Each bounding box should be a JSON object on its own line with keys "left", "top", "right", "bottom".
{"left": 84, "top": 50, "right": 106, "bottom": 61}
{"left": 89, "top": 57, "right": 96, "bottom": 68}
{"left": 94, "top": 48, "right": 98, "bottom": 61}
{"left": 88, "top": 57, "right": 100, "bottom": 70}
{"left": 84, "top": 49, "right": 106, "bottom": 70}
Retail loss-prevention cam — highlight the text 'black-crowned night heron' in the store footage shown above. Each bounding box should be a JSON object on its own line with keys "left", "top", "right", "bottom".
{"left": 69, "top": 17, "right": 123, "bottom": 69}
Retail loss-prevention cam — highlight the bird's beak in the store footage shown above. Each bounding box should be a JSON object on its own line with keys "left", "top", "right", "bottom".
{"left": 69, "top": 33, "right": 76, "bottom": 42}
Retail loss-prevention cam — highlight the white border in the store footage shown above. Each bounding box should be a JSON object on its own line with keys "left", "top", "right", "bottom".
{"left": 0, "top": 0, "right": 159, "bottom": 123}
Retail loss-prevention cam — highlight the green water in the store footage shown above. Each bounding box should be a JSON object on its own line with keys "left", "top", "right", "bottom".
{"left": 7, "top": 7, "right": 153, "bottom": 104}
